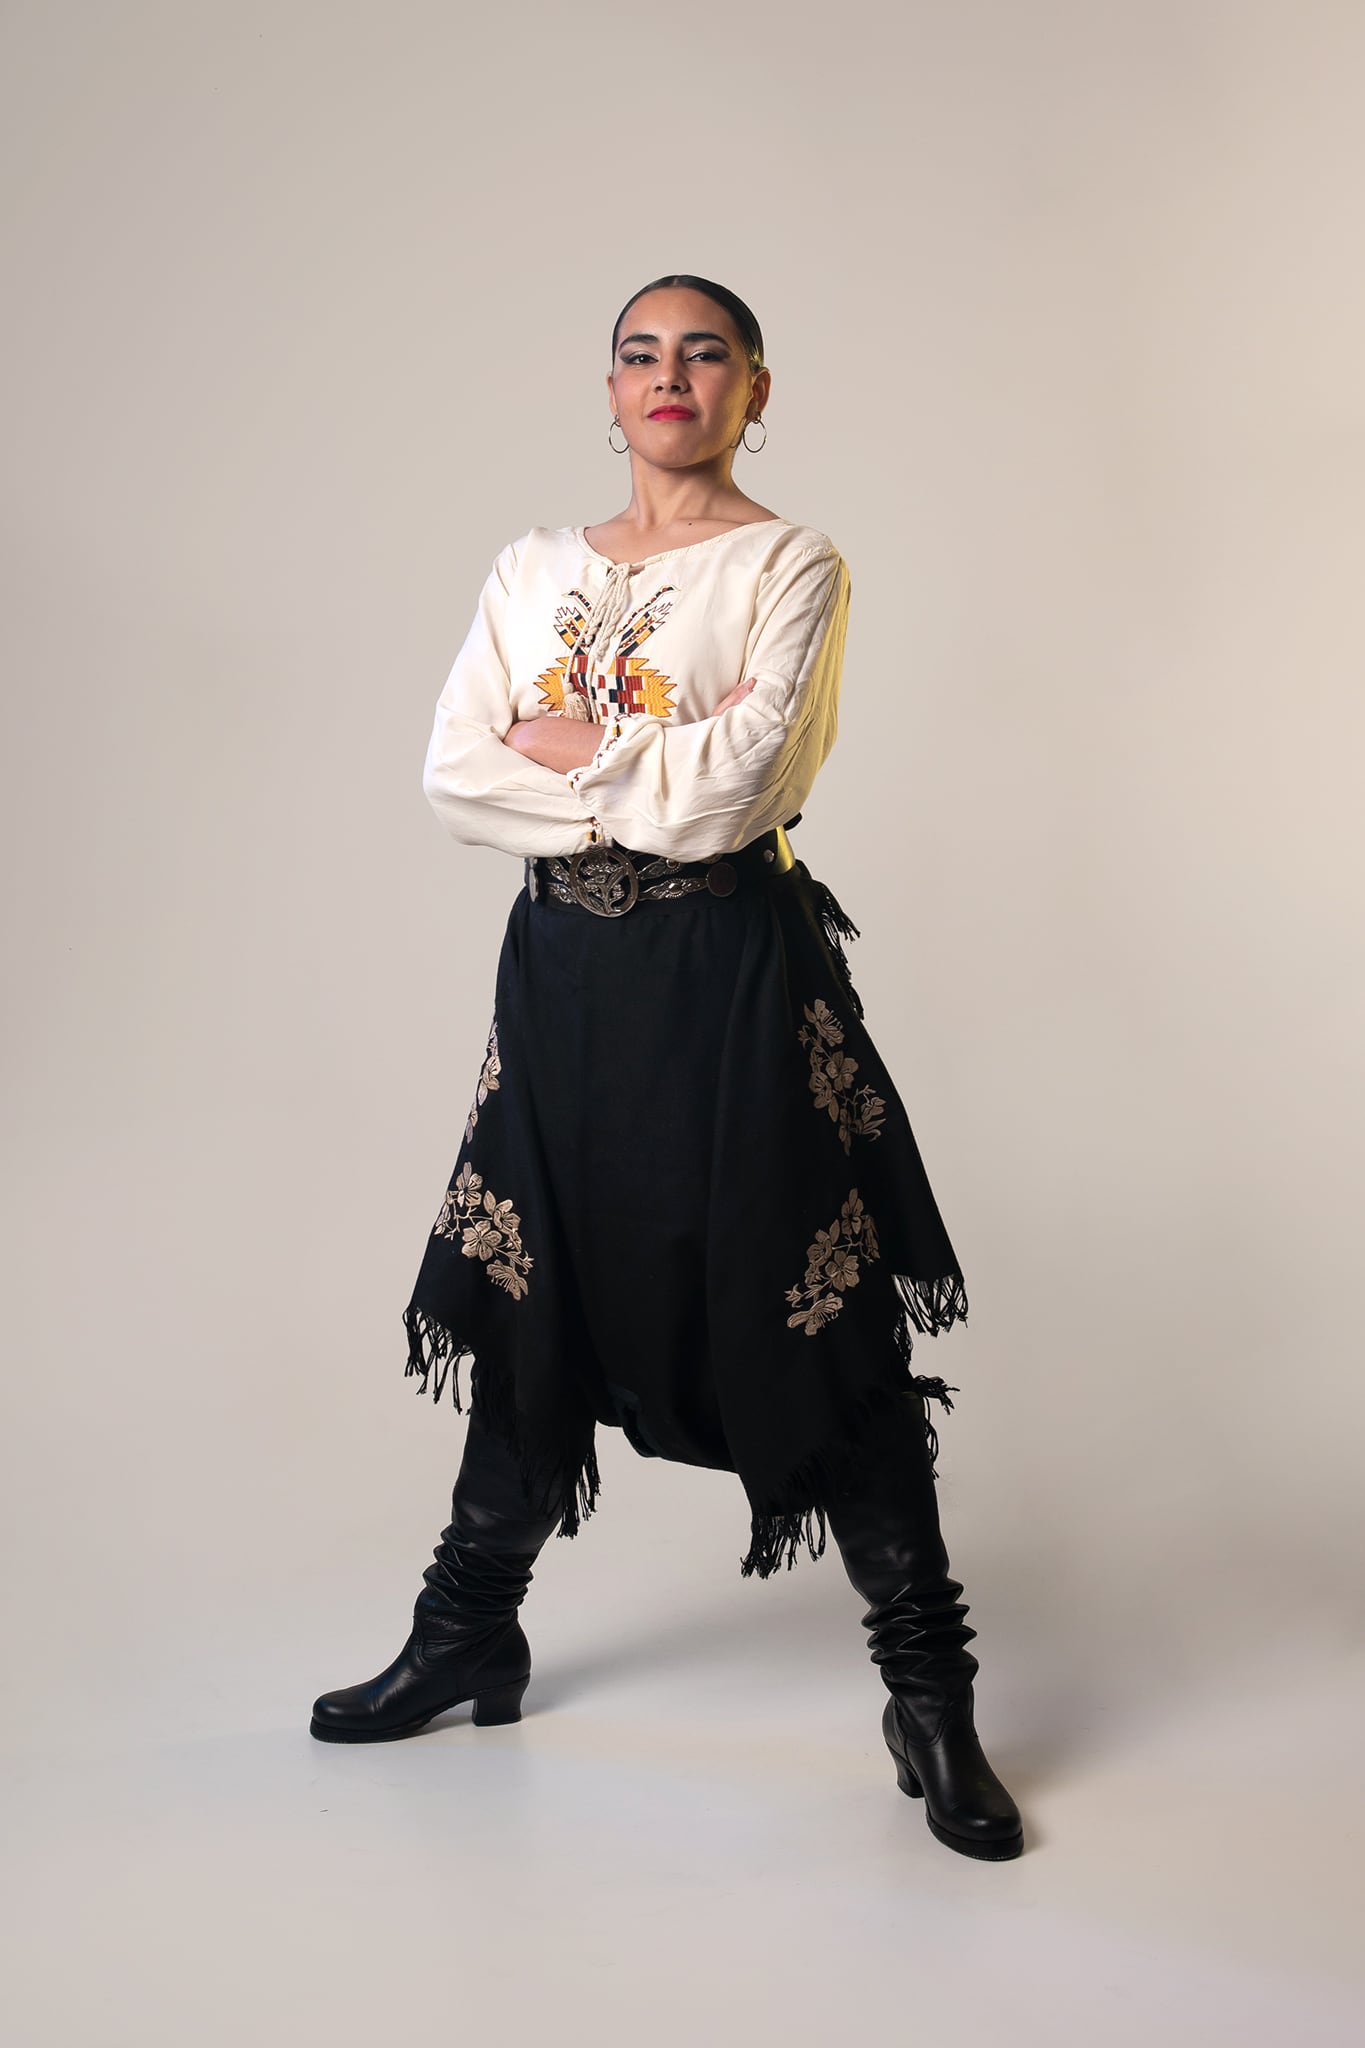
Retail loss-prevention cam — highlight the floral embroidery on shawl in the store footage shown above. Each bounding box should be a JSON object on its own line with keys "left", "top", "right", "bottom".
{"left": 784, "top": 1188, "right": 881, "bottom": 1334}
{"left": 798, "top": 998, "right": 886, "bottom": 1154}
{"left": 463, "top": 1012, "right": 502, "bottom": 1144}
{"left": 434, "top": 1161, "right": 533, "bottom": 1301}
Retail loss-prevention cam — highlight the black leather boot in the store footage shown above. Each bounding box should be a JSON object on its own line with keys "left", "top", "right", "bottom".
{"left": 310, "top": 1400, "right": 568, "bottom": 1742}
{"left": 826, "top": 1384, "right": 1024, "bottom": 1860}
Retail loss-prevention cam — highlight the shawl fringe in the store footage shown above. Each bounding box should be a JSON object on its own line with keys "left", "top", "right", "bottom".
{"left": 402, "top": 1305, "right": 603, "bottom": 1541}
{"left": 738, "top": 1365, "right": 961, "bottom": 1581}
{"left": 804, "top": 867, "right": 866, "bottom": 1021}
{"left": 403, "top": 1279, "right": 966, "bottom": 1581}
{"left": 888, "top": 1269, "right": 968, "bottom": 1473}
{"left": 894, "top": 1269, "right": 970, "bottom": 1339}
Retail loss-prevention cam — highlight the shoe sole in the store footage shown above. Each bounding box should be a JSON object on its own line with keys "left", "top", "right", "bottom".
{"left": 309, "top": 1673, "right": 530, "bottom": 1742}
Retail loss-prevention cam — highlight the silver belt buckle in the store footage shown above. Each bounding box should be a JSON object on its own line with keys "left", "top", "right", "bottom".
{"left": 567, "top": 845, "right": 639, "bottom": 917}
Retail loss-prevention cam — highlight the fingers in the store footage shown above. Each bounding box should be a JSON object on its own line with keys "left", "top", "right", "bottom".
{"left": 717, "top": 676, "right": 759, "bottom": 713}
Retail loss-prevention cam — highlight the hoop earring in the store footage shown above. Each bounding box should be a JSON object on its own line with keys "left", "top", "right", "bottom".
{"left": 741, "top": 415, "right": 767, "bottom": 453}
{"left": 608, "top": 415, "right": 630, "bottom": 454}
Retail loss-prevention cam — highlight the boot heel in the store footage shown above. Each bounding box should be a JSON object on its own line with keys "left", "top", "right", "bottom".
{"left": 894, "top": 1757, "right": 924, "bottom": 1798}
{"left": 471, "top": 1675, "right": 530, "bottom": 1726}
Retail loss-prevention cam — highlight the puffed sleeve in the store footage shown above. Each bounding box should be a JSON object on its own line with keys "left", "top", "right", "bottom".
{"left": 421, "top": 539, "right": 606, "bottom": 858}
{"left": 563, "top": 539, "right": 851, "bottom": 861}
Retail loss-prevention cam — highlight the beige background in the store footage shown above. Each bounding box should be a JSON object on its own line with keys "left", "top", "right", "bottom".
{"left": 3, "top": 2, "right": 1362, "bottom": 2043}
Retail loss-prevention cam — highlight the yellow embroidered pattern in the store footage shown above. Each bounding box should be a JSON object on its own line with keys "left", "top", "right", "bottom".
{"left": 433, "top": 1162, "right": 532, "bottom": 1301}
{"left": 798, "top": 998, "right": 886, "bottom": 1154}
{"left": 785, "top": 1188, "right": 880, "bottom": 1334}
{"left": 464, "top": 1012, "right": 501, "bottom": 1145}
{"left": 533, "top": 588, "right": 678, "bottom": 721}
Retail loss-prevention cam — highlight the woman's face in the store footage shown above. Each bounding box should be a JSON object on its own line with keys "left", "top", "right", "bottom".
{"left": 607, "top": 286, "right": 769, "bottom": 469}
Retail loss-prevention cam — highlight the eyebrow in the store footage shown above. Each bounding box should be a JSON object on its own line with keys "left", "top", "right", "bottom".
{"left": 617, "top": 330, "right": 733, "bottom": 349}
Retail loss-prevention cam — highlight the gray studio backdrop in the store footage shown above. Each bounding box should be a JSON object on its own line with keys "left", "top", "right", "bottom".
{"left": 3, "top": 1, "right": 1361, "bottom": 1750}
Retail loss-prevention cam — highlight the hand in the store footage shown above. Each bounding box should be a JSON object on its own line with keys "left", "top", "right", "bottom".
{"left": 504, "top": 715, "right": 605, "bottom": 772}
{"left": 713, "top": 676, "right": 758, "bottom": 715}
{"left": 505, "top": 717, "right": 577, "bottom": 755}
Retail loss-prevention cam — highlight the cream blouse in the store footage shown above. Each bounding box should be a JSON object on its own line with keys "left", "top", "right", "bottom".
{"left": 420, "top": 518, "right": 852, "bottom": 864}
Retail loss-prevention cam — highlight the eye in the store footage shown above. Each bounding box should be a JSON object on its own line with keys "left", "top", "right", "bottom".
{"left": 620, "top": 349, "right": 727, "bottom": 365}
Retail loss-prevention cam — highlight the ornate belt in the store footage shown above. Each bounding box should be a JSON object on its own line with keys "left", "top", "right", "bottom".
{"left": 526, "top": 825, "right": 795, "bottom": 918}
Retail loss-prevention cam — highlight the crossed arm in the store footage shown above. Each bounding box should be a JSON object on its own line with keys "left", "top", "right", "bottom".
{"left": 423, "top": 538, "right": 849, "bottom": 859}
{"left": 504, "top": 675, "right": 758, "bottom": 772}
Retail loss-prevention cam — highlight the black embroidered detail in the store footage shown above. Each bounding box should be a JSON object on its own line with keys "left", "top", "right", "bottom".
{"left": 797, "top": 998, "right": 886, "bottom": 1153}
{"left": 784, "top": 1187, "right": 881, "bottom": 1333}
{"left": 464, "top": 1011, "right": 501, "bottom": 1144}
{"left": 432, "top": 1162, "right": 533, "bottom": 1301}
{"left": 752, "top": 1205, "right": 969, "bottom": 1578}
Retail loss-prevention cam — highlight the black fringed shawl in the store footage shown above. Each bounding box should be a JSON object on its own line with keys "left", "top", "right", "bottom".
{"left": 401, "top": 832, "right": 968, "bottom": 1578}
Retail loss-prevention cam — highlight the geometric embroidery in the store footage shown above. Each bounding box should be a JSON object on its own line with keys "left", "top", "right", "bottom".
{"left": 533, "top": 585, "right": 678, "bottom": 722}
{"left": 464, "top": 1010, "right": 502, "bottom": 1145}
{"left": 785, "top": 1188, "right": 880, "bottom": 1335}
{"left": 797, "top": 998, "right": 886, "bottom": 1154}
{"left": 433, "top": 1161, "right": 532, "bottom": 1302}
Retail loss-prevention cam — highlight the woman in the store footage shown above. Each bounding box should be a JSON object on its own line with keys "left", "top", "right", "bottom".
{"left": 310, "top": 274, "right": 1024, "bottom": 1861}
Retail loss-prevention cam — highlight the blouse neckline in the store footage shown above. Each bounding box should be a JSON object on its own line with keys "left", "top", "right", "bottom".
{"left": 570, "top": 516, "right": 792, "bottom": 568}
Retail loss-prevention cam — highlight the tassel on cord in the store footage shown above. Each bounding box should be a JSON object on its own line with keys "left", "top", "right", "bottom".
{"left": 401, "top": 1304, "right": 602, "bottom": 1541}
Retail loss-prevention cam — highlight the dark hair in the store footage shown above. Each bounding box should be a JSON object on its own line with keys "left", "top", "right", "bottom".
{"left": 609, "top": 274, "right": 765, "bottom": 372}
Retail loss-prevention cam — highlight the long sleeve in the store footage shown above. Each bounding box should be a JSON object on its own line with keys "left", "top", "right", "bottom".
{"left": 563, "top": 540, "right": 851, "bottom": 862}
{"left": 421, "top": 540, "right": 605, "bottom": 858}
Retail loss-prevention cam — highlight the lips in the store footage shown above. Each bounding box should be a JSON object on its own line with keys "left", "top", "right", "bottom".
{"left": 649, "top": 407, "right": 695, "bottom": 419}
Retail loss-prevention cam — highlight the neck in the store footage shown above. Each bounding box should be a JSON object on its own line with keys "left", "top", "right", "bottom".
{"left": 617, "top": 459, "right": 754, "bottom": 533}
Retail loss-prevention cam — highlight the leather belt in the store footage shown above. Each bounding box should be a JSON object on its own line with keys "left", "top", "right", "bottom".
{"left": 526, "top": 824, "right": 795, "bottom": 918}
